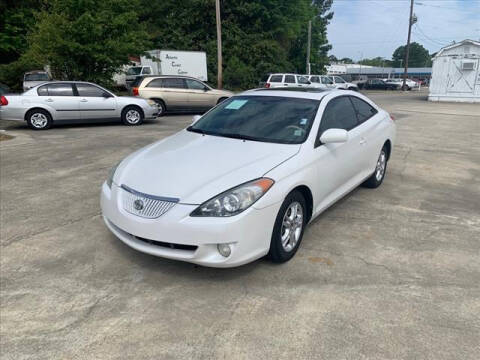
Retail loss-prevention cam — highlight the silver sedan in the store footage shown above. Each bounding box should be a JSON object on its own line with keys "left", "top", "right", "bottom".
{"left": 0, "top": 81, "right": 158, "bottom": 130}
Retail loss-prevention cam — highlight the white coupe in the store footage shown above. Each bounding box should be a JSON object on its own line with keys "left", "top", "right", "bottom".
{"left": 101, "top": 88, "right": 396, "bottom": 267}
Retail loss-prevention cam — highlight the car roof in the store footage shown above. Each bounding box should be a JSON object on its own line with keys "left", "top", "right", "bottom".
{"left": 243, "top": 88, "right": 335, "bottom": 100}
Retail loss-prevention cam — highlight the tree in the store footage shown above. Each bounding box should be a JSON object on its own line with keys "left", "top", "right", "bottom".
{"left": 392, "top": 42, "right": 432, "bottom": 67}
{"left": 26, "top": 0, "right": 151, "bottom": 86}
{"left": 358, "top": 57, "right": 392, "bottom": 67}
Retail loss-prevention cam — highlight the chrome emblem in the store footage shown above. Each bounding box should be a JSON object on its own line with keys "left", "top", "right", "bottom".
{"left": 133, "top": 199, "right": 144, "bottom": 211}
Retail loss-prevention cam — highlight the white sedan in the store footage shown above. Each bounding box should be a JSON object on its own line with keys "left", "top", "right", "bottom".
{"left": 101, "top": 88, "right": 396, "bottom": 267}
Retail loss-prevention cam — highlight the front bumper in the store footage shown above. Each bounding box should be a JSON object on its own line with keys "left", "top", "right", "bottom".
{"left": 100, "top": 182, "right": 280, "bottom": 267}
{"left": 143, "top": 105, "right": 158, "bottom": 120}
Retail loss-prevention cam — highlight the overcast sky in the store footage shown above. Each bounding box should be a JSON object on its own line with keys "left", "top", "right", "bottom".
{"left": 327, "top": 0, "right": 480, "bottom": 61}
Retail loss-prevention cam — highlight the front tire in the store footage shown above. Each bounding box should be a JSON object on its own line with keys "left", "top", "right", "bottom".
{"left": 121, "top": 106, "right": 144, "bottom": 126}
{"left": 268, "top": 191, "right": 307, "bottom": 263}
{"left": 362, "top": 145, "right": 388, "bottom": 188}
{"left": 153, "top": 99, "right": 166, "bottom": 117}
{"left": 26, "top": 109, "right": 52, "bottom": 130}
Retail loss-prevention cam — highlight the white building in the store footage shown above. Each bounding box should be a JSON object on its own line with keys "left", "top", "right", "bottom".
{"left": 326, "top": 63, "right": 373, "bottom": 75}
{"left": 429, "top": 39, "right": 480, "bottom": 103}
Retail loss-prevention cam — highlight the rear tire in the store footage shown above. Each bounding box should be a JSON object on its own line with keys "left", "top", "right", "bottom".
{"left": 121, "top": 106, "right": 144, "bottom": 126}
{"left": 362, "top": 145, "right": 388, "bottom": 188}
{"left": 153, "top": 99, "right": 166, "bottom": 117}
{"left": 26, "top": 109, "right": 52, "bottom": 130}
{"left": 268, "top": 191, "right": 307, "bottom": 263}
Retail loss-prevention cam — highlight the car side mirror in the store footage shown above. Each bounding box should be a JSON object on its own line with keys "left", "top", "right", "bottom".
{"left": 320, "top": 128, "right": 348, "bottom": 144}
{"left": 203, "top": 87, "right": 209, "bottom": 91}
{"left": 192, "top": 115, "right": 201, "bottom": 124}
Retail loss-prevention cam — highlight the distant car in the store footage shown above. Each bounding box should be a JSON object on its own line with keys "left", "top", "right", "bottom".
{"left": 0, "top": 83, "right": 10, "bottom": 95}
{"left": 307, "top": 75, "right": 335, "bottom": 88}
{"left": 364, "top": 79, "right": 399, "bottom": 90}
{"left": 0, "top": 81, "right": 158, "bottom": 130}
{"left": 264, "top": 73, "right": 327, "bottom": 89}
{"left": 132, "top": 75, "right": 233, "bottom": 116}
{"left": 125, "top": 66, "right": 153, "bottom": 88}
{"left": 327, "top": 76, "right": 359, "bottom": 91}
{"left": 101, "top": 88, "right": 396, "bottom": 267}
{"left": 23, "top": 71, "right": 51, "bottom": 92}
{"left": 384, "top": 78, "right": 419, "bottom": 90}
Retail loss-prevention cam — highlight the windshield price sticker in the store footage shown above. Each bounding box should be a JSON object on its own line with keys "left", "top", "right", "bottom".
{"left": 226, "top": 100, "right": 248, "bottom": 110}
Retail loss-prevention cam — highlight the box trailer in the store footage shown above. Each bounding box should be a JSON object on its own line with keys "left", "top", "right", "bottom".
{"left": 140, "top": 50, "right": 208, "bottom": 81}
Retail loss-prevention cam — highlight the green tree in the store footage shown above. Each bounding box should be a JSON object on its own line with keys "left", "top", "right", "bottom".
{"left": 358, "top": 57, "right": 392, "bottom": 67}
{"left": 26, "top": 0, "right": 151, "bottom": 86}
{"left": 392, "top": 42, "right": 432, "bottom": 67}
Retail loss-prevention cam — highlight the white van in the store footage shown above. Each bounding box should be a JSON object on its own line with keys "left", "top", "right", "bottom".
{"left": 264, "top": 73, "right": 326, "bottom": 89}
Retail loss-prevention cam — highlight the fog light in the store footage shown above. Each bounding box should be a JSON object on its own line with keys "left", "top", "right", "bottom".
{"left": 217, "top": 243, "right": 231, "bottom": 257}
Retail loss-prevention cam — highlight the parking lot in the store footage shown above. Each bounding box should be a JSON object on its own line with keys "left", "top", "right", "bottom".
{"left": 1, "top": 90, "right": 479, "bottom": 359}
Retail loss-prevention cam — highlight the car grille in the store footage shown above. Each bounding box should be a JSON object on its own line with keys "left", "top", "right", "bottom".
{"left": 134, "top": 236, "right": 198, "bottom": 251}
{"left": 121, "top": 184, "right": 179, "bottom": 219}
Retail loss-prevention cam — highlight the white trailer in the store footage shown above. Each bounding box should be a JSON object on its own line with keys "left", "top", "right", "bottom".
{"left": 140, "top": 50, "right": 208, "bottom": 81}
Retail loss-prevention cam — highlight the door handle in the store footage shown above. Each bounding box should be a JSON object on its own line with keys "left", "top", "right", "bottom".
{"left": 80, "top": 99, "right": 88, "bottom": 102}
{"left": 360, "top": 138, "right": 367, "bottom": 145}
{"left": 45, "top": 98, "right": 53, "bottom": 102}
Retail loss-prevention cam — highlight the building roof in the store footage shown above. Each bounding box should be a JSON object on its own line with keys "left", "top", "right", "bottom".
{"left": 434, "top": 39, "right": 480, "bottom": 58}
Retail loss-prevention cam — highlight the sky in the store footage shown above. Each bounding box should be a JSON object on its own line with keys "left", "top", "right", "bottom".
{"left": 327, "top": 0, "right": 480, "bottom": 61}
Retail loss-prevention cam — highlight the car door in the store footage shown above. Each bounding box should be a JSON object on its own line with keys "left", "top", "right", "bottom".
{"left": 184, "top": 78, "right": 217, "bottom": 111}
{"left": 75, "top": 83, "right": 117, "bottom": 120}
{"left": 296, "top": 75, "right": 310, "bottom": 87}
{"left": 160, "top": 77, "right": 190, "bottom": 110}
{"left": 311, "top": 95, "right": 362, "bottom": 213}
{"left": 349, "top": 96, "right": 384, "bottom": 176}
{"left": 37, "top": 83, "right": 79, "bottom": 120}
{"left": 283, "top": 75, "right": 296, "bottom": 87}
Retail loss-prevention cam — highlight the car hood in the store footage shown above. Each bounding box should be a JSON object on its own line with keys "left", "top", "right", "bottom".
{"left": 114, "top": 130, "right": 300, "bottom": 204}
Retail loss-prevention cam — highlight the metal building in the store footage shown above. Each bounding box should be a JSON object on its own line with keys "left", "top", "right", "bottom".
{"left": 429, "top": 39, "right": 480, "bottom": 103}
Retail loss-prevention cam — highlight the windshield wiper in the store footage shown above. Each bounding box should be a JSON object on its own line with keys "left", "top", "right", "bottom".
{"left": 187, "top": 126, "right": 207, "bottom": 135}
{"left": 214, "top": 132, "right": 259, "bottom": 141}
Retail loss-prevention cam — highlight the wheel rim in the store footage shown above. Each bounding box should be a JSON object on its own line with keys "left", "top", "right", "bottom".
{"left": 280, "top": 201, "right": 303, "bottom": 252}
{"left": 375, "top": 150, "right": 387, "bottom": 181}
{"left": 157, "top": 103, "right": 163, "bottom": 114}
{"left": 30, "top": 113, "right": 48, "bottom": 128}
{"left": 125, "top": 109, "right": 140, "bottom": 124}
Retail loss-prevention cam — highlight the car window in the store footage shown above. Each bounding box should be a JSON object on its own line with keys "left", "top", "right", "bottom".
{"left": 37, "top": 85, "right": 49, "bottom": 96}
{"left": 45, "top": 83, "right": 74, "bottom": 96}
{"left": 162, "top": 78, "right": 186, "bottom": 89}
{"left": 284, "top": 75, "right": 295, "bottom": 84}
{"left": 321, "top": 77, "right": 333, "bottom": 85}
{"left": 126, "top": 67, "right": 142, "bottom": 75}
{"left": 142, "top": 67, "right": 151, "bottom": 75}
{"left": 350, "top": 96, "right": 377, "bottom": 123}
{"left": 189, "top": 96, "right": 319, "bottom": 144}
{"left": 297, "top": 76, "right": 309, "bottom": 84}
{"left": 186, "top": 79, "right": 206, "bottom": 90}
{"left": 310, "top": 76, "right": 319, "bottom": 83}
{"left": 334, "top": 76, "right": 346, "bottom": 83}
{"left": 76, "top": 83, "right": 106, "bottom": 97}
{"left": 25, "top": 73, "right": 49, "bottom": 81}
{"left": 146, "top": 78, "right": 164, "bottom": 88}
{"left": 319, "top": 96, "right": 358, "bottom": 135}
{"left": 269, "top": 75, "right": 283, "bottom": 83}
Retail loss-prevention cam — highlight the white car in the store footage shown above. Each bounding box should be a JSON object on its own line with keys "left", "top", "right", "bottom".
{"left": 384, "top": 78, "right": 419, "bottom": 90}
{"left": 265, "top": 73, "right": 327, "bottom": 89}
{"left": 0, "top": 81, "right": 158, "bottom": 130}
{"left": 327, "top": 76, "right": 359, "bottom": 91}
{"left": 308, "top": 75, "right": 336, "bottom": 89}
{"left": 101, "top": 88, "right": 396, "bottom": 267}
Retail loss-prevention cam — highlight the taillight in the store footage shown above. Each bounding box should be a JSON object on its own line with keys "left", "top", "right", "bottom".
{"left": 132, "top": 87, "right": 139, "bottom": 96}
{"left": 265, "top": 83, "right": 270, "bottom": 88}
{"left": 0, "top": 96, "right": 8, "bottom": 106}
{"left": 390, "top": 113, "right": 396, "bottom": 121}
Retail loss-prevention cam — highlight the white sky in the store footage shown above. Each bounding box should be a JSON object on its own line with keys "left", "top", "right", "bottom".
{"left": 327, "top": 0, "right": 480, "bottom": 61}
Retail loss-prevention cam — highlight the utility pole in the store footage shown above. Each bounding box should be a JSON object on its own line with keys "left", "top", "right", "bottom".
{"left": 215, "top": 0, "right": 222, "bottom": 89}
{"left": 306, "top": 21, "right": 312, "bottom": 75}
{"left": 402, "top": 0, "right": 415, "bottom": 90}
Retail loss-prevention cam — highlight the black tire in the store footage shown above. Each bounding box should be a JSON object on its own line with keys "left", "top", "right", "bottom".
{"left": 217, "top": 97, "right": 228, "bottom": 105}
{"left": 26, "top": 109, "right": 52, "bottom": 130}
{"left": 362, "top": 145, "right": 388, "bottom": 188}
{"left": 121, "top": 106, "right": 144, "bottom": 126}
{"left": 268, "top": 191, "right": 307, "bottom": 263}
{"left": 153, "top": 99, "right": 166, "bottom": 117}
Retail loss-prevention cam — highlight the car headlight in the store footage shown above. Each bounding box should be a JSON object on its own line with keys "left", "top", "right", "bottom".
{"left": 106, "top": 162, "right": 120, "bottom": 188}
{"left": 190, "top": 178, "right": 274, "bottom": 217}
{"left": 147, "top": 99, "right": 157, "bottom": 107}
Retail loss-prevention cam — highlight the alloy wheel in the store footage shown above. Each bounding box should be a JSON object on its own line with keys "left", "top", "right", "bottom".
{"left": 375, "top": 150, "right": 387, "bottom": 181}
{"left": 30, "top": 113, "right": 48, "bottom": 129}
{"left": 125, "top": 109, "right": 140, "bottom": 124}
{"left": 281, "top": 201, "right": 303, "bottom": 252}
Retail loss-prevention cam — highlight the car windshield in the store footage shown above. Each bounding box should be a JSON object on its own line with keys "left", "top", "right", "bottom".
{"left": 126, "top": 67, "right": 142, "bottom": 75}
{"left": 188, "top": 96, "right": 319, "bottom": 144}
{"left": 25, "top": 73, "right": 49, "bottom": 81}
